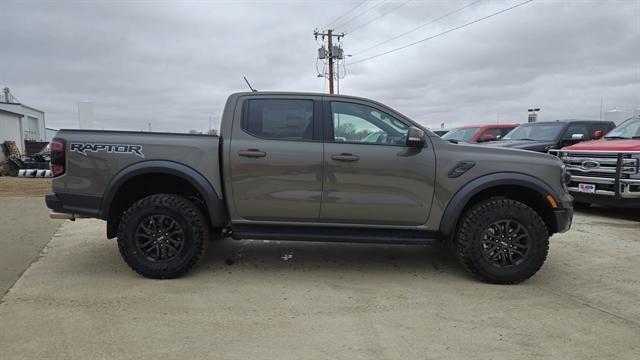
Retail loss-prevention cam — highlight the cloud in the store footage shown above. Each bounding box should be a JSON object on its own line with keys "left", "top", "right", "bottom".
{"left": 1, "top": 0, "right": 638, "bottom": 132}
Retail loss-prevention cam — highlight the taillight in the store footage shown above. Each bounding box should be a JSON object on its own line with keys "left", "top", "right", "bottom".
{"left": 50, "top": 138, "right": 66, "bottom": 177}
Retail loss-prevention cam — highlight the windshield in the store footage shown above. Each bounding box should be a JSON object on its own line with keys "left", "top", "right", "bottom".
{"left": 441, "top": 127, "right": 481, "bottom": 142}
{"left": 605, "top": 118, "right": 640, "bottom": 139}
{"left": 503, "top": 123, "right": 564, "bottom": 141}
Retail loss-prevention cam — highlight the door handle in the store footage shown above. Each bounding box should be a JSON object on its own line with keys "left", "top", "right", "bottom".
{"left": 331, "top": 153, "right": 359, "bottom": 162}
{"left": 238, "top": 149, "right": 266, "bottom": 158}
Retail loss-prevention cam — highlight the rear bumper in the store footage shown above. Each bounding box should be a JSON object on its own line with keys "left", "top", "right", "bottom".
{"left": 45, "top": 192, "right": 102, "bottom": 218}
{"left": 553, "top": 207, "right": 573, "bottom": 233}
{"left": 45, "top": 193, "right": 62, "bottom": 211}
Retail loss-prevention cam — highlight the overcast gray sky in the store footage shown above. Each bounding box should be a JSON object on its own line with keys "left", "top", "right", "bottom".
{"left": 1, "top": 0, "right": 639, "bottom": 131}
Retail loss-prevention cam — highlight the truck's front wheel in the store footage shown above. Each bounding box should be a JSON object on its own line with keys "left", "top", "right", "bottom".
{"left": 117, "top": 194, "right": 209, "bottom": 279}
{"left": 455, "top": 199, "right": 549, "bottom": 284}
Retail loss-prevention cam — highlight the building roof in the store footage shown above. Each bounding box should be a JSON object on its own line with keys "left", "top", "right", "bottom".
{"left": 0, "top": 107, "right": 24, "bottom": 117}
{"left": 0, "top": 101, "right": 45, "bottom": 114}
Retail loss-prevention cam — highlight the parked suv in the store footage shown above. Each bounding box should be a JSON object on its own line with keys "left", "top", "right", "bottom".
{"left": 441, "top": 124, "right": 517, "bottom": 143}
{"left": 488, "top": 120, "right": 615, "bottom": 152}
{"left": 46, "top": 92, "right": 573, "bottom": 284}
{"left": 552, "top": 117, "right": 640, "bottom": 208}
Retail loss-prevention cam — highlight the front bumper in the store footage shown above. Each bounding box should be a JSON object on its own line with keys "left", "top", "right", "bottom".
{"left": 571, "top": 192, "right": 640, "bottom": 208}
{"left": 553, "top": 207, "right": 573, "bottom": 233}
{"left": 568, "top": 176, "right": 640, "bottom": 199}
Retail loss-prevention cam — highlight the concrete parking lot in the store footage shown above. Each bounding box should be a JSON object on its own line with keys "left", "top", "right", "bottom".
{"left": 0, "top": 199, "right": 639, "bottom": 359}
{"left": 0, "top": 196, "right": 62, "bottom": 296}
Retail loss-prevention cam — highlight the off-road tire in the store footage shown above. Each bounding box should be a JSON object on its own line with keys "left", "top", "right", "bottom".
{"left": 117, "top": 194, "right": 209, "bottom": 279}
{"left": 455, "top": 198, "right": 549, "bottom": 284}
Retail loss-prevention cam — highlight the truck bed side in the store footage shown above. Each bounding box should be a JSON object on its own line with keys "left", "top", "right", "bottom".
{"left": 48, "top": 129, "right": 223, "bottom": 225}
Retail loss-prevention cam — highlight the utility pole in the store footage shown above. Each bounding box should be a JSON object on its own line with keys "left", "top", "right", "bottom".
{"left": 314, "top": 29, "right": 345, "bottom": 94}
{"left": 328, "top": 30, "right": 335, "bottom": 94}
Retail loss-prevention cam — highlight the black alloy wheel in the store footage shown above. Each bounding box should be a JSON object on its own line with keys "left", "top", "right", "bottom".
{"left": 135, "top": 215, "right": 185, "bottom": 262}
{"left": 480, "top": 220, "right": 530, "bottom": 267}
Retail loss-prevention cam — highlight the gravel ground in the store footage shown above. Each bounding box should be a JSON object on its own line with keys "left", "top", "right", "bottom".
{"left": 0, "top": 177, "right": 52, "bottom": 197}
{"left": 0, "top": 207, "right": 638, "bottom": 359}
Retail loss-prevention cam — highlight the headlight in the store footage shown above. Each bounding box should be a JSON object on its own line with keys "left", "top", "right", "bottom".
{"left": 561, "top": 164, "right": 571, "bottom": 189}
{"left": 630, "top": 156, "right": 640, "bottom": 179}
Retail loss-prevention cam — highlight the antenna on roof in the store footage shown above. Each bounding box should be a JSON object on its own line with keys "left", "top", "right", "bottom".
{"left": 243, "top": 76, "right": 258, "bottom": 92}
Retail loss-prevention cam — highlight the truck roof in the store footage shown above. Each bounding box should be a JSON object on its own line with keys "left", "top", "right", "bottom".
{"left": 455, "top": 124, "right": 518, "bottom": 129}
{"left": 230, "top": 91, "right": 387, "bottom": 103}
{"left": 527, "top": 119, "right": 612, "bottom": 124}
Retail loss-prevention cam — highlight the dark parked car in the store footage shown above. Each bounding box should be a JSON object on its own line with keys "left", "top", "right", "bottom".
{"left": 487, "top": 120, "right": 615, "bottom": 152}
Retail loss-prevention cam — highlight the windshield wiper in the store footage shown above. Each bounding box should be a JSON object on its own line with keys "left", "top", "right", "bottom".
{"left": 515, "top": 138, "right": 536, "bottom": 141}
{"left": 604, "top": 136, "right": 629, "bottom": 139}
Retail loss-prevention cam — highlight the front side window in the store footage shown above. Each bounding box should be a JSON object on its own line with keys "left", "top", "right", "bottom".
{"left": 499, "top": 128, "right": 513, "bottom": 138}
{"left": 244, "top": 99, "right": 314, "bottom": 140}
{"left": 331, "top": 102, "right": 409, "bottom": 145}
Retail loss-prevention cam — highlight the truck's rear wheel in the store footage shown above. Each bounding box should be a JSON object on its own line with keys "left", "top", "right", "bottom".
{"left": 455, "top": 198, "right": 549, "bottom": 284}
{"left": 117, "top": 194, "right": 208, "bottom": 279}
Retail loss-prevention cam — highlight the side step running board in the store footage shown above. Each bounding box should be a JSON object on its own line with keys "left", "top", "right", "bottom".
{"left": 231, "top": 225, "right": 441, "bottom": 245}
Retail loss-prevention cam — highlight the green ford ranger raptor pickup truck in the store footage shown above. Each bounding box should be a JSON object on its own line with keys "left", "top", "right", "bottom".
{"left": 46, "top": 92, "right": 573, "bottom": 284}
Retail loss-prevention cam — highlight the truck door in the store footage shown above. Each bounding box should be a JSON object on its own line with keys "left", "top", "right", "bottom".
{"left": 320, "top": 100, "right": 436, "bottom": 226}
{"left": 228, "top": 96, "right": 324, "bottom": 222}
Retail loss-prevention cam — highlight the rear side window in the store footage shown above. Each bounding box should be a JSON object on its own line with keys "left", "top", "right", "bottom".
{"left": 244, "top": 99, "right": 314, "bottom": 140}
{"left": 482, "top": 128, "right": 503, "bottom": 140}
{"left": 589, "top": 123, "right": 614, "bottom": 136}
{"left": 563, "top": 124, "right": 589, "bottom": 140}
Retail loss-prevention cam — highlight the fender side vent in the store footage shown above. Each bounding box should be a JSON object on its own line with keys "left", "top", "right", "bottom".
{"left": 448, "top": 161, "right": 475, "bottom": 178}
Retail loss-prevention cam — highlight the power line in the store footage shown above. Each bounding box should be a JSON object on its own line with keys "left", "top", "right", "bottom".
{"left": 333, "top": 0, "right": 387, "bottom": 31}
{"left": 325, "top": 0, "right": 369, "bottom": 29}
{"left": 349, "top": 0, "right": 534, "bottom": 66}
{"left": 352, "top": 0, "right": 483, "bottom": 56}
{"left": 347, "top": 0, "right": 412, "bottom": 35}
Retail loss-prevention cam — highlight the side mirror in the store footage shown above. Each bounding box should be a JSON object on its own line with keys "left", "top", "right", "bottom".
{"left": 571, "top": 133, "right": 584, "bottom": 140}
{"left": 479, "top": 134, "right": 495, "bottom": 143}
{"left": 592, "top": 130, "right": 603, "bottom": 139}
{"left": 406, "top": 127, "right": 426, "bottom": 148}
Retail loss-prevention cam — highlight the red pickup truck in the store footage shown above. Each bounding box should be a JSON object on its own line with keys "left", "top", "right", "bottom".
{"left": 440, "top": 124, "right": 517, "bottom": 143}
{"left": 552, "top": 117, "right": 640, "bottom": 208}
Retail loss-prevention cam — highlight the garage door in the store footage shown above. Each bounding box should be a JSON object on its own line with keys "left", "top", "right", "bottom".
{"left": 0, "top": 112, "right": 23, "bottom": 153}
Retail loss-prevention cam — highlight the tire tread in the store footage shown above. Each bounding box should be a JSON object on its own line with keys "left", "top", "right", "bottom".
{"left": 455, "top": 198, "right": 549, "bottom": 284}
{"left": 117, "top": 194, "right": 208, "bottom": 279}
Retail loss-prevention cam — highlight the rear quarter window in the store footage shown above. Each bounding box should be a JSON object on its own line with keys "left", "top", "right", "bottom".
{"left": 243, "top": 99, "right": 314, "bottom": 141}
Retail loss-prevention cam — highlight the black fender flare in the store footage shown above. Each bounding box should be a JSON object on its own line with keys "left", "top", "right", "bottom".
{"left": 439, "top": 172, "right": 559, "bottom": 237}
{"left": 101, "top": 160, "right": 227, "bottom": 227}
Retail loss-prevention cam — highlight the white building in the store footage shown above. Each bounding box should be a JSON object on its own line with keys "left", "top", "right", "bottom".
{"left": 45, "top": 127, "right": 59, "bottom": 142}
{"left": 0, "top": 88, "right": 46, "bottom": 154}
